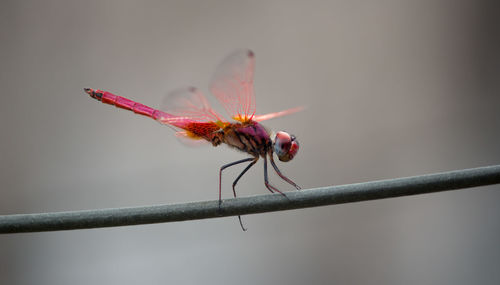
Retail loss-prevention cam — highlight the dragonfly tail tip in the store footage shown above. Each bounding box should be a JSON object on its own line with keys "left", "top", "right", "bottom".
{"left": 84, "top": 88, "right": 95, "bottom": 98}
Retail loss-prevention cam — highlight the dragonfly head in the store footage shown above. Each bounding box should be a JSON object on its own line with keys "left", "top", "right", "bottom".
{"left": 273, "top": 131, "right": 299, "bottom": 162}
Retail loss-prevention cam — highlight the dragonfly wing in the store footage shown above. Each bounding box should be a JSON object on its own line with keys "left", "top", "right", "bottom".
{"left": 159, "top": 87, "right": 226, "bottom": 145}
{"left": 210, "top": 49, "right": 256, "bottom": 122}
{"left": 253, "top": 106, "right": 304, "bottom": 122}
{"left": 159, "top": 87, "right": 226, "bottom": 126}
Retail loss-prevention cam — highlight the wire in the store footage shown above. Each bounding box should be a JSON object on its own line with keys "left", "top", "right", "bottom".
{"left": 1, "top": 164, "right": 500, "bottom": 234}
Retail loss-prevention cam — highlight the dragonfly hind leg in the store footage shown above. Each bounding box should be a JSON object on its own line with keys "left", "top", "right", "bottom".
{"left": 231, "top": 156, "right": 259, "bottom": 231}
{"left": 219, "top": 157, "right": 255, "bottom": 205}
{"left": 232, "top": 157, "right": 259, "bottom": 198}
{"left": 219, "top": 156, "right": 258, "bottom": 231}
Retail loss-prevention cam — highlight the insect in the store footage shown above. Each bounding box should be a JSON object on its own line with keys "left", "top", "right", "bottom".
{"left": 84, "top": 50, "right": 301, "bottom": 230}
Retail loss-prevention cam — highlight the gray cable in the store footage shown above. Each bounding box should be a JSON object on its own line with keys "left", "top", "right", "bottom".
{"left": 1, "top": 164, "right": 500, "bottom": 234}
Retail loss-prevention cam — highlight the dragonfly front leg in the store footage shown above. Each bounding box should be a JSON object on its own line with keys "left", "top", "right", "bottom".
{"left": 269, "top": 154, "right": 301, "bottom": 190}
{"left": 263, "top": 155, "right": 288, "bottom": 199}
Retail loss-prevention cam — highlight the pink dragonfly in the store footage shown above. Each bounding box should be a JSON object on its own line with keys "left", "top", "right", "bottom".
{"left": 85, "top": 50, "right": 301, "bottom": 230}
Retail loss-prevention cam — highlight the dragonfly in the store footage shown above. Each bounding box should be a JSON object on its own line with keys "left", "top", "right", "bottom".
{"left": 84, "top": 50, "right": 302, "bottom": 230}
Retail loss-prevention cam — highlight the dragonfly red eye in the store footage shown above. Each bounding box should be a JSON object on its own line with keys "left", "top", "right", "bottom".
{"left": 274, "top": 131, "right": 299, "bottom": 162}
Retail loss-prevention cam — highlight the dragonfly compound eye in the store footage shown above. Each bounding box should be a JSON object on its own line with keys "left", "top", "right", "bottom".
{"left": 274, "top": 131, "right": 299, "bottom": 162}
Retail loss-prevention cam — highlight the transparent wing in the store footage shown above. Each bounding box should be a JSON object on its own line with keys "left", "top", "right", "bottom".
{"left": 210, "top": 49, "right": 256, "bottom": 122}
{"left": 160, "top": 87, "right": 227, "bottom": 124}
{"left": 253, "top": 106, "right": 304, "bottom": 122}
{"left": 157, "top": 87, "right": 226, "bottom": 146}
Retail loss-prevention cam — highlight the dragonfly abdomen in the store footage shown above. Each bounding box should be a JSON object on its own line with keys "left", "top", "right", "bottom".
{"left": 84, "top": 88, "right": 224, "bottom": 137}
{"left": 183, "top": 122, "right": 224, "bottom": 144}
{"left": 84, "top": 88, "right": 167, "bottom": 121}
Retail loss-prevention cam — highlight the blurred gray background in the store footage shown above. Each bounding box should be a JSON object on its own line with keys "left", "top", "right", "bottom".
{"left": 1, "top": 0, "right": 500, "bottom": 284}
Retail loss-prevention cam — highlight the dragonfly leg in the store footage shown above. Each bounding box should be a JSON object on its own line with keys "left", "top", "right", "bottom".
{"left": 263, "top": 156, "right": 289, "bottom": 199}
{"left": 269, "top": 154, "right": 301, "bottom": 190}
{"left": 219, "top": 158, "right": 255, "bottom": 207}
{"left": 231, "top": 157, "right": 259, "bottom": 231}
{"left": 232, "top": 157, "right": 259, "bottom": 198}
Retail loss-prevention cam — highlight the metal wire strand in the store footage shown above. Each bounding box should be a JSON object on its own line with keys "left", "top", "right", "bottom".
{"left": 1, "top": 165, "right": 500, "bottom": 234}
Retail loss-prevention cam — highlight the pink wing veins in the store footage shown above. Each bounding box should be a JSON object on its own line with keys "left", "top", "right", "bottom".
{"left": 210, "top": 49, "right": 256, "bottom": 122}
{"left": 253, "top": 106, "right": 304, "bottom": 122}
{"left": 159, "top": 87, "right": 226, "bottom": 126}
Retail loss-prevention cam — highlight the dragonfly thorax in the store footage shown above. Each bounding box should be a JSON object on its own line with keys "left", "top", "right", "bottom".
{"left": 220, "top": 122, "right": 272, "bottom": 157}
